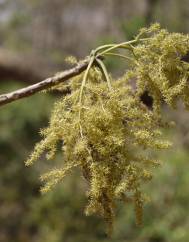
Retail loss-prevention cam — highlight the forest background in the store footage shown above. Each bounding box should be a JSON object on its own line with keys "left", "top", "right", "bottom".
{"left": 0, "top": 0, "right": 189, "bottom": 241}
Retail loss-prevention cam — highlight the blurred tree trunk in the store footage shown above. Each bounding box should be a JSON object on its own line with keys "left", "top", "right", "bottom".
{"left": 0, "top": 48, "right": 55, "bottom": 83}
{"left": 146, "top": 0, "right": 159, "bottom": 24}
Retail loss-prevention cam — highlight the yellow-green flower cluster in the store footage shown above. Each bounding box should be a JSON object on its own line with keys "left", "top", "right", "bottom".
{"left": 26, "top": 69, "right": 170, "bottom": 233}
{"left": 26, "top": 24, "right": 189, "bottom": 233}
{"left": 132, "top": 24, "right": 189, "bottom": 113}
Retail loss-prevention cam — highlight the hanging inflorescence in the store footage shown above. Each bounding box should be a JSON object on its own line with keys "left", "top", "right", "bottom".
{"left": 25, "top": 23, "right": 189, "bottom": 234}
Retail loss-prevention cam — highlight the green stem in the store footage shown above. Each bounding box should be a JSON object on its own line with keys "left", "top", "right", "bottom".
{"left": 96, "top": 37, "right": 151, "bottom": 58}
{"left": 79, "top": 55, "right": 95, "bottom": 105}
{"left": 104, "top": 52, "right": 134, "bottom": 62}
{"left": 78, "top": 54, "right": 95, "bottom": 138}
{"left": 95, "top": 58, "right": 112, "bottom": 91}
{"left": 94, "top": 44, "right": 116, "bottom": 53}
{"left": 98, "top": 39, "right": 138, "bottom": 56}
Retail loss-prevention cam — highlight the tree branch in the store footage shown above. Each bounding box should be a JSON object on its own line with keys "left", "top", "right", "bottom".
{"left": 0, "top": 60, "right": 88, "bottom": 107}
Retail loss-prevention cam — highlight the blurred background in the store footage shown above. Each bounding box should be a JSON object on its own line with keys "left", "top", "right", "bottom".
{"left": 0, "top": 0, "right": 189, "bottom": 241}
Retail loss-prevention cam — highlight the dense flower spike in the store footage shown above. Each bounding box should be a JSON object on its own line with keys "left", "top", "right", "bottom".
{"left": 133, "top": 24, "right": 189, "bottom": 113}
{"left": 26, "top": 24, "right": 189, "bottom": 234}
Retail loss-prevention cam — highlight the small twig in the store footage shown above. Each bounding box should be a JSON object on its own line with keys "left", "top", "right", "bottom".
{"left": 0, "top": 60, "right": 89, "bottom": 107}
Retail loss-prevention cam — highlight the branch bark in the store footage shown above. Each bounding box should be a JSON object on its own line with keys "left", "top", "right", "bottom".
{"left": 0, "top": 60, "right": 88, "bottom": 107}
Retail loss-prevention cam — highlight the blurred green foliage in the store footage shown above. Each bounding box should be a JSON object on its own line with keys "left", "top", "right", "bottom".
{"left": 121, "top": 16, "right": 146, "bottom": 40}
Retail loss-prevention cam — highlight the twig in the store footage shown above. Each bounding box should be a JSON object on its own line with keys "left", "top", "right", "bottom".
{"left": 0, "top": 60, "right": 89, "bottom": 107}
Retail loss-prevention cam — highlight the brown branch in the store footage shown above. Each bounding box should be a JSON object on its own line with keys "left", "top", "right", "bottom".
{"left": 0, "top": 60, "right": 89, "bottom": 107}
